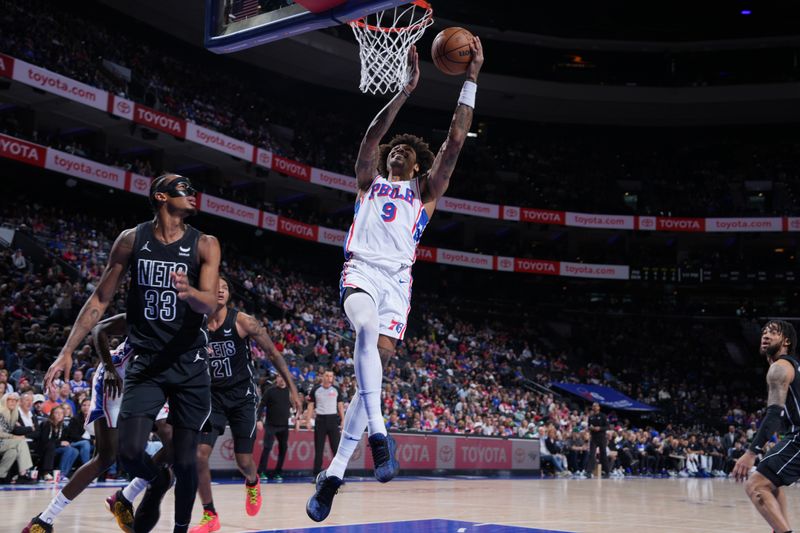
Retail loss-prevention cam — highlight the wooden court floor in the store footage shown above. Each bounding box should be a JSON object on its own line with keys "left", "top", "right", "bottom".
{"left": 3, "top": 476, "right": 794, "bottom": 532}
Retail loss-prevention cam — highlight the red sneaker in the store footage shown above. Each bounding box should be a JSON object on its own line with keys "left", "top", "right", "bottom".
{"left": 245, "top": 481, "right": 262, "bottom": 516}
{"left": 188, "top": 510, "right": 220, "bottom": 533}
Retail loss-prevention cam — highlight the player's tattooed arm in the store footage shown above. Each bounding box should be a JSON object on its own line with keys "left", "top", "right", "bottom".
{"left": 45, "top": 228, "right": 134, "bottom": 388}
{"left": 239, "top": 313, "right": 304, "bottom": 414}
{"left": 421, "top": 104, "right": 472, "bottom": 209}
{"left": 422, "top": 37, "right": 483, "bottom": 214}
{"left": 91, "top": 313, "right": 127, "bottom": 398}
{"left": 767, "top": 359, "right": 794, "bottom": 406}
{"left": 355, "top": 46, "right": 420, "bottom": 192}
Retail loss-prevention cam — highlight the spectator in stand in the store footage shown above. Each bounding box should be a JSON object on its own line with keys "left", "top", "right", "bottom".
{"left": 67, "top": 369, "right": 88, "bottom": 395}
{"left": 57, "top": 383, "right": 76, "bottom": 416}
{"left": 65, "top": 398, "right": 92, "bottom": 470}
{"left": 37, "top": 405, "right": 79, "bottom": 482}
{"left": 566, "top": 429, "right": 589, "bottom": 477}
{"left": 32, "top": 394, "right": 46, "bottom": 420}
{"left": 12, "top": 250, "right": 27, "bottom": 271}
{"left": 41, "top": 385, "right": 60, "bottom": 416}
{"left": 0, "top": 369, "right": 13, "bottom": 394}
{"left": 16, "top": 391, "right": 41, "bottom": 447}
{"left": 722, "top": 425, "right": 737, "bottom": 455}
{"left": 0, "top": 392, "right": 35, "bottom": 483}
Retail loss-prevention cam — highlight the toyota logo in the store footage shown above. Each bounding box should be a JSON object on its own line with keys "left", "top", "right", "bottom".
{"left": 220, "top": 438, "right": 235, "bottom": 461}
{"left": 438, "top": 445, "right": 453, "bottom": 462}
{"left": 117, "top": 101, "right": 131, "bottom": 114}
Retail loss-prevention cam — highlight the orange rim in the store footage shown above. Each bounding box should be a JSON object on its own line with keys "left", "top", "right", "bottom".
{"left": 349, "top": 0, "right": 433, "bottom": 33}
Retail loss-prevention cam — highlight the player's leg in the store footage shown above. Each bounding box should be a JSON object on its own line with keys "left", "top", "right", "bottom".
{"left": 745, "top": 472, "right": 791, "bottom": 532}
{"left": 153, "top": 417, "right": 174, "bottom": 465}
{"left": 118, "top": 369, "right": 171, "bottom": 533}
{"left": 190, "top": 393, "right": 225, "bottom": 533}
{"left": 327, "top": 415, "right": 340, "bottom": 457}
{"left": 775, "top": 486, "right": 788, "bottom": 523}
{"left": 108, "top": 419, "right": 171, "bottom": 533}
{"left": 227, "top": 395, "right": 261, "bottom": 516}
{"left": 189, "top": 438, "right": 220, "bottom": 533}
{"left": 165, "top": 351, "right": 211, "bottom": 533}
{"left": 344, "top": 291, "right": 384, "bottom": 438}
{"left": 118, "top": 360, "right": 168, "bottom": 484}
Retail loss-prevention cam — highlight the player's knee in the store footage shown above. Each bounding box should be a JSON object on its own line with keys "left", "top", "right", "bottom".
{"left": 173, "top": 452, "right": 196, "bottom": 476}
{"left": 234, "top": 439, "right": 255, "bottom": 456}
{"left": 118, "top": 440, "right": 145, "bottom": 467}
{"left": 196, "top": 444, "right": 212, "bottom": 463}
{"left": 745, "top": 477, "right": 767, "bottom": 502}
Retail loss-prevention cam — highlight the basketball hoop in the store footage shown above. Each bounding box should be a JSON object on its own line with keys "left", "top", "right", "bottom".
{"left": 349, "top": 0, "right": 434, "bottom": 95}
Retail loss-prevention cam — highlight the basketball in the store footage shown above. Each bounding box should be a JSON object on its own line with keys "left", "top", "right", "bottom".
{"left": 431, "top": 27, "right": 474, "bottom": 75}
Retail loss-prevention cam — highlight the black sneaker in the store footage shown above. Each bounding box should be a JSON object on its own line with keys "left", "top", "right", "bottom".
{"left": 368, "top": 433, "right": 400, "bottom": 483}
{"left": 305, "top": 471, "right": 344, "bottom": 522}
{"left": 21, "top": 514, "right": 52, "bottom": 533}
{"left": 133, "top": 466, "right": 174, "bottom": 533}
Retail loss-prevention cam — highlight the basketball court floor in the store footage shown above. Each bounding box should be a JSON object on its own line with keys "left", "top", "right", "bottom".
{"left": 3, "top": 475, "right": 792, "bottom": 532}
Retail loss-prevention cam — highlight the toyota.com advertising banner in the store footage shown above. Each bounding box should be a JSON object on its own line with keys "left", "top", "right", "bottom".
{"left": 209, "top": 429, "right": 540, "bottom": 473}
{"left": 0, "top": 133, "right": 631, "bottom": 280}
{"left": 4, "top": 52, "right": 800, "bottom": 234}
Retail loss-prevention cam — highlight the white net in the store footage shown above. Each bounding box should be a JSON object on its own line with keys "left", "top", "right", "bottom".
{"left": 349, "top": 1, "right": 434, "bottom": 95}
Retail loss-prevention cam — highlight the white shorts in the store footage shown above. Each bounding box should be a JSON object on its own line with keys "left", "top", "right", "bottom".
{"left": 87, "top": 362, "right": 169, "bottom": 428}
{"left": 340, "top": 257, "right": 412, "bottom": 340}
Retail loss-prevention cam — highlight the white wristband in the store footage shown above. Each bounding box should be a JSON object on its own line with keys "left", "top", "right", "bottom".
{"left": 458, "top": 80, "right": 477, "bottom": 108}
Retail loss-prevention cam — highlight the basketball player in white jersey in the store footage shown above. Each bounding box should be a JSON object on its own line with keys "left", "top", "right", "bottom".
{"left": 22, "top": 314, "right": 171, "bottom": 533}
{"left": 307, "top": 38, "right": 484, "bottom": 521}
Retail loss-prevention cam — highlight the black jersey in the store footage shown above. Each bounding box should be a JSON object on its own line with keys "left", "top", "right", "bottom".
{"left": 779, "top": 355, "right": 800, "bottom": 435}
{"left": 207, "top": 308, "right": 254, "bottom": 389}
{"left": 126, "top": 221, "right": 207, "bottom": 356}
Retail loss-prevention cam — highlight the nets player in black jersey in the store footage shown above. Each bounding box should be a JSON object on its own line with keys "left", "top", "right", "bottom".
{"left": 43, "top": 173, "right": 221, "bottom": 533}
{"left": 733, "top": 320, "right": 799, "bottom": 533}
{"left": 189, "top": 275, "right": 301, "bottom": 533}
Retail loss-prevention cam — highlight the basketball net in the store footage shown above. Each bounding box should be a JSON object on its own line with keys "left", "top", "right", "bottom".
{"left": 349, "top": 1, "right": 433, "bottom": 95}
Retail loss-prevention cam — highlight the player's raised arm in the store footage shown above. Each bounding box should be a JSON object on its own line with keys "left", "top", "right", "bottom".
{"left": 45, "top": 228, "right": 135, "bottom": 388}
{"left": 354, "top": 45, "right": 420, "bottom": 191}
{"left": 421, "top": 36, "right": 484, "bottom": 214}
{"left": 171, "top": 233, "right": 220, "bottom": 315}
{"left": 237, "top": 312, "right": 303, "bottom": 414}
{"left": 91, "top": 313, "right": 127, "bottom": 398}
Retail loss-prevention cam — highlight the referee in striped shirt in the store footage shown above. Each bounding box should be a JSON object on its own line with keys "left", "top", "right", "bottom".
{"left": 306, "top": 370, "right": 345, "bottom": 477}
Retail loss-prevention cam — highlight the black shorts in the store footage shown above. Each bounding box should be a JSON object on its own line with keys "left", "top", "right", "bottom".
{"left": 199, "top": 382, "right": 258, "bottom": 452}
{"left": 756, "top": 436, "right": 800, "bottom": 487}
{"left": 119, "top": 348, "right": 211, "bottom": 431}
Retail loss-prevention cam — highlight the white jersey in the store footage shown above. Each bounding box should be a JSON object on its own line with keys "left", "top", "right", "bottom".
{"left": 343, "top": 175, "right": 429, "bottom": 270}
{"left": 87, "top": 338, "right": 168, "bottom": 427}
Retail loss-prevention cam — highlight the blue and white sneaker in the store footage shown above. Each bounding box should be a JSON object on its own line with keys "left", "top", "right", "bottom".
{"left": 306, "top": 471, "right": 344, "bottom": 522}
{"left": 369, "top": 433, "right": 400, "bottom": 483}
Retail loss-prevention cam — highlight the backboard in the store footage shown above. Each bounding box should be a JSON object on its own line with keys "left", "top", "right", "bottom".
{"left": 205, "top": 0, "right": 409, "bottom": 53}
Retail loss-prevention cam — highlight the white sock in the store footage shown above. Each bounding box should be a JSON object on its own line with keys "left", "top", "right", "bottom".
{"left": 122, "top": 477, "right": 149, "bottom": 502}
{"left": 344, "top": 292, "right": 386, "bottom": 437}
{"left": 40, "top": 491, "right": 71, "bottom": 524}
{"left": 327, "top": 392, "right": 368, "bottom": 479}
